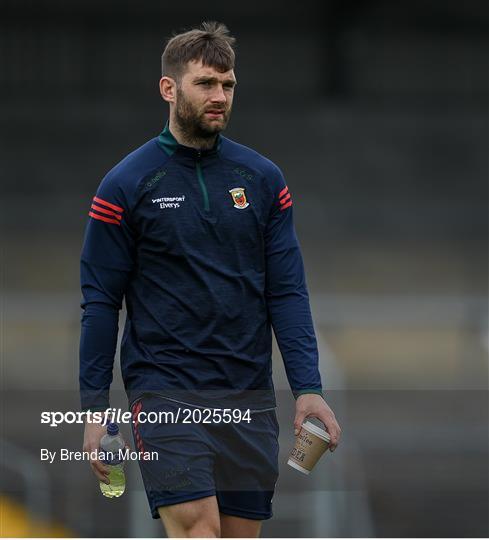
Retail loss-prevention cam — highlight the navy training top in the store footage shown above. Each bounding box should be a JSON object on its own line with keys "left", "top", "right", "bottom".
{"left": 79, "top": 123, "right": 322, "bottom": 411}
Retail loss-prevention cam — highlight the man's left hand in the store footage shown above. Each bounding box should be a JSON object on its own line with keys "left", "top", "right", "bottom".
{"left": 294, "top": 394, "right": 341, "bottom": 452}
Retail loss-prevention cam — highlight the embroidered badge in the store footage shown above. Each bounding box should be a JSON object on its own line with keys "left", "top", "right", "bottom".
{"left": 229, "top": 187, "right": 249, "bottom": 209}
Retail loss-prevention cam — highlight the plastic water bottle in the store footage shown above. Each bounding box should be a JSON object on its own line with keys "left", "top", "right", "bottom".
{"left": 99, "top": 423, "right": 126, "bottom": 498}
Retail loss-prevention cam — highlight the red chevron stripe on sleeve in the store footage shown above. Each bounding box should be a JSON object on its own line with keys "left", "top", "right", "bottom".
{"left": 278, "top": 185, "right": 293, "bottom": 211}
{"left": 88, "top": 211, "right": 121, "bottom": 225}
{"left": 279, "top": 192, "right": 291, "bottom": 205}
{"left": 93, "top": 196, "right": 124, "bottom": 213}
{"left": 278, "top": 186, "right": 288, "bottom": 199}
{"left": 88, "top": 196, "right": 124, "bottom": 225}
{"left": 90, "top": 203, "right": 122, "bottom": 220}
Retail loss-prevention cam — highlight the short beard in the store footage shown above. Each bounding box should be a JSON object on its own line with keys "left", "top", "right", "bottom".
{"left": 174, "top": 86, "right": 230, "bottom": 146}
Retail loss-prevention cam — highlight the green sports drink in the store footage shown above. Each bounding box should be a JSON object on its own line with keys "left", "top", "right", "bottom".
{"left": 100, "top": 463, "right": 125, "bottom": 498}
{"left": 99, "top": 423, "right": 126, "bottom": 498}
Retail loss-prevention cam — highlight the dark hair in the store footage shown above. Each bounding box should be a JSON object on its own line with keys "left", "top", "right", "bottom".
{"left": 162, "top": 21, "right": 236, "bottom": 81}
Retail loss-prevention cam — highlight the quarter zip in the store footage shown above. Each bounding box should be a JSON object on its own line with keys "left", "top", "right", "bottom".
{"left": 195, "top": 152, "right": 210, "bottom": 212}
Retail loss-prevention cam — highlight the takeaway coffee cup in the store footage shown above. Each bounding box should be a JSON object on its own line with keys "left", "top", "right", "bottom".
{"left": 287, "top": 420, "right": 331, "bottom": 475}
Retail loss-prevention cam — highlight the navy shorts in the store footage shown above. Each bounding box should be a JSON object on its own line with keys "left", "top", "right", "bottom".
{"left": 130, "top": 394, "right": 280, "bottom": 520}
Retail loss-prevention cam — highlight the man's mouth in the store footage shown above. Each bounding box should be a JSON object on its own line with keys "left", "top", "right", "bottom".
{"left": 205, "top": 110, "right": 225, "bottom": 118}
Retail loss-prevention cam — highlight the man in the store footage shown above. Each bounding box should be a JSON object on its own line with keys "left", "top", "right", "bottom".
{"left": 80, "top": 21, "right": 341, "bottom": 537}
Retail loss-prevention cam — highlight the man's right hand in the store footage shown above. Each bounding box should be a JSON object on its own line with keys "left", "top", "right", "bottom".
{"left": 83, "top": 419, "right": 109, "bottom": 484}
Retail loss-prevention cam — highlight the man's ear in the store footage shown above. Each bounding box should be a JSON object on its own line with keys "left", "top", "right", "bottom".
{"left": 160, "top": 76, "right": 176, "bottom": 103}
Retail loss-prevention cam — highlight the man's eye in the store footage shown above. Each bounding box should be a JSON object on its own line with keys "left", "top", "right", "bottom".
{"left": 199, "top": 81, "right": 211, "bottom": 86}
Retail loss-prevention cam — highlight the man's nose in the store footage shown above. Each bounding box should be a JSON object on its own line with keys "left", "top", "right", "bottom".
{"left": 210, "top": 85, "right": 226, "bottom": 103}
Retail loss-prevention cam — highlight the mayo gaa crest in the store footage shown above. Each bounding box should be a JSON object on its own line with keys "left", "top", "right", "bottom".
{"left": 229, "top": 187, "right": 249, "bottom": 209}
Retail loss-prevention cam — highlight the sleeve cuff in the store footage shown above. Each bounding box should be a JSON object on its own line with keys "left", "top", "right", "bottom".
{"left": 81, "top": 405, "right": 110, "bottom": 413}
{"left": 293, "top": 388, "right": 323, "bottom": 399}
{"left": 80, "top": 389, "right": 110, "bottom": 412}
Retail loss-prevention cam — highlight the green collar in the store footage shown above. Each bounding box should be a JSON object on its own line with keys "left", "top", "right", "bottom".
{"left": 157, "top": 121, "right": 221, "bottom": 157}
{"left": 157, "top": 122, "right": 179, "bottom": 156}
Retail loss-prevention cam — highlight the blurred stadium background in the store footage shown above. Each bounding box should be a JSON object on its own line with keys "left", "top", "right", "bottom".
{"left": 1, "top": 0, "right": 487, "bottom": 537}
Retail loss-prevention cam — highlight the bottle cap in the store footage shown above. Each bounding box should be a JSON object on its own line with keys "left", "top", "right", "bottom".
{"left": 106, "top": 422, "right": 119, "bottom": 436}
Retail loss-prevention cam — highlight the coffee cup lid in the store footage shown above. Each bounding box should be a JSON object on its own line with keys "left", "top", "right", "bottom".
{"left": 302, "top": 420, "right": 330, "bottom": 443}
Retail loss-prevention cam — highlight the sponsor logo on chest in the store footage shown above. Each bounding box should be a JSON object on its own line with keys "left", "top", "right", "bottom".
{"left": 150, "top": 186, "right": 251, "bottom": 211}
{"left": 152, "top": 195, "right": 186, "bottom": 209}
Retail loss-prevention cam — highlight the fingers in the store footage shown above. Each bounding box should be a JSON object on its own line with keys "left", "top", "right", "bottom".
{"left": 320, "top": 415, "right": 341, "bottom": 452}
{"left": 84, "top": 441, "right": 110, "bottom": 483}
{"left": 294, "top": 411, "right": 307, "bottom": 436}
{"left": 90, "top": 457, "right": 110, "bottom": 483}
{"left": 83, "top": 422, "right": 110, "bottom": 482}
